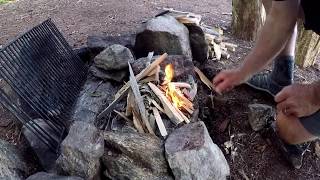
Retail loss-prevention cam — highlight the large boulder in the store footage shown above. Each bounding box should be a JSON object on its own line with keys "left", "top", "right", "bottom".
{"left": 134, "top": 15, "right": 192, "bottom": 58}
{"left": 26, "top": 172, "right": 83, "bottom": 180}
{"left": 56, "top": 121, "right": 104, "bottom": 180}
{"left": 71, "top": 79, "right": 118, "bottom": 124}
{"left": 102, "top": 131, "right": 173, "bottom": 180}
{"left": 94, "top": 44, "right": 134, "bottom": 71}
{"left": 185, "top": 24, "right": 208, "bottom": 63}
{"left": 0, "top": 140, "right": 28, "bottom": 179}
{"left": 248, "top": 104, "right": 274, "bottom": 131}
{"left": 165, "top": 121, "right": 230, "bottom": 180}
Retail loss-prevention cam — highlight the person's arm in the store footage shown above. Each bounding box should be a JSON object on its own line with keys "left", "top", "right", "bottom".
{"left": 238, "top": 0, "right": 300, "bottom": 77}
{"left": 213, "top": 0, "right": 301, "bottom": 93}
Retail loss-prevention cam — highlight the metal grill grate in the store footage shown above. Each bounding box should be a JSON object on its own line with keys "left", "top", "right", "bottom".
{"left": 0, "top": 19, "right": 88, "bottom": 152}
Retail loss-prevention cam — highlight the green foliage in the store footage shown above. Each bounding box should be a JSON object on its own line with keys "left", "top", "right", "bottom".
{"left": 0, "top": 0, "right": 14, "bottom": 5}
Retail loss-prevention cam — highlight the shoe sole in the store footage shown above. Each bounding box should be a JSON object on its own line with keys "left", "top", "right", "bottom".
{"left": 244, "top": 82, "right": 276, "bottom": 97}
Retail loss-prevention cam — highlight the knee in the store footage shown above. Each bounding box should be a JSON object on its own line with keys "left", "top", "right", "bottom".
{"left": 276, "top": 112, "right": 301, "bottom": 144}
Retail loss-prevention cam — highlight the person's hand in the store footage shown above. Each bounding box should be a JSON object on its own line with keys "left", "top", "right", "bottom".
{"left": 275, "top": 83, "right": 320, "bottom": 117}
{"left": 212, "top": 68, "right": 249, "bottom": 94}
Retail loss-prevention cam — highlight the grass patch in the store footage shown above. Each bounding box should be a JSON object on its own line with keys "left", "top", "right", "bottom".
{"left": 0, "top": 0, "right": 14, "bottom": 5}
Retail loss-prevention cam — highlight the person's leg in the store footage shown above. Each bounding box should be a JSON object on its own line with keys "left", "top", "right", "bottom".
{"left": 276, "top": 112, "right": 317, "bottom": 145}
{"left": 274, "top": 111, "right": 318, "bottom": 169}
{"left": 246, "top": 0, "right": 297, "bottom": 96}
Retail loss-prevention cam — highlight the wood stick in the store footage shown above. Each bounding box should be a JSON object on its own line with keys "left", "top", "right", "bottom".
{"left": 128, "top": 63, "right": 155, "bottom": 135}
{"left": 171, "top": 82, "right": 192, "bottom": 89}
{"left": 136, "top": 53, "right": 168, "bottom": 81}
{"left": 148, "top": 97, "right": 165, "bottom": 114}
{"left": 194, "top": 67, "right": 214, "bottom": 90}
{"left": 132, "top": 109, "right": 145, "bottom": 133}
{"left": 155, "top": 65, "right": 160, "bottom": 83}
{"left": 97, "top": 53, "right": 168, "bottom": 119}
{"left": 152, "top": 107, "right": 168, "bottom": 137}
{"left": 114, "top": 110, "right": 132, "bottom": 122}
{"left": 125, "top": 90, "right": 134, "bottom": 116}
{"left": 148, "top": 82, "right": 185, "bottom": 125}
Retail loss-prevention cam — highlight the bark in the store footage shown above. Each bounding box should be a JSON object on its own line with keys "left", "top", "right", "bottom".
{"left": 232, "top": 0, "right": 266, "bottom": 41}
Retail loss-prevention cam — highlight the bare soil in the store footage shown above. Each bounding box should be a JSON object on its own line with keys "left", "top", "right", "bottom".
{"left": 1, "top": 0, "right": 320, "bottom": 179}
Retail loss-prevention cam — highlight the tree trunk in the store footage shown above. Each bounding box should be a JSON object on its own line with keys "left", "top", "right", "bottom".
{"left": 231, "top": 0, "right": 266, "bottom": 41}
{"left": 295, "top": 22, "right": 320, "bottom": 68}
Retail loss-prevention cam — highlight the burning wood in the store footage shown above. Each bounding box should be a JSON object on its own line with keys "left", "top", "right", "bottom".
{"left": 98, "top": 53, "right": 195, "bottom": 136}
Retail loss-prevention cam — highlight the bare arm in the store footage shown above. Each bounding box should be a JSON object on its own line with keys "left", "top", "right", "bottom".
{"left": 239, "top": 0, "right": 300, "bottom": 77}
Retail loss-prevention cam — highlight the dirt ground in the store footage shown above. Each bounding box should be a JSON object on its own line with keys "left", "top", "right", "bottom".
{"left": 1, "top": 0, "right": 320, "bottom": 179}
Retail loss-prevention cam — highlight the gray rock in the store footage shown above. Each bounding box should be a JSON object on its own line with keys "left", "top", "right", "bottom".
{"left": 22, "top": 119, "right": 60, "bottom": 171}
{"left": 165, "top": 121, "right": 230, "bottom": 180}
{"left": 134, "top": 15, "right": 192, "bottom": 58}
{"left": 185, "top": 24, "right": 208, "bottom": 63}
{"left": 89, "top": 65, "right": 127, "bottom": 82}
{"left": 102, "top": 131, "right": 173, "bottom": 180}
{"left": 0, "top": 139, "right": 28, "bottom": 180}
{"left": 71, "top": 79, "right": 118, "bottom": 124}
{"left": 56, "top": 121, "right": 104, "bottom": 180}
{"left": 87, "top": 34, "right": 135, "bottom": 55}
{"left": 94, "top": 44, "right": 134, "bottom": 71}
{"left": 26, "top": 172, "right": 83, "bottom": 180}
{"left": 248, "top": 104, "right": 274, "bottom": 131}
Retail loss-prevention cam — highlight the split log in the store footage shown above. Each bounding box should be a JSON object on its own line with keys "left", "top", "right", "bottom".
{"left": 224, "top": 42, "right": 238, "bottom": 48}
{"left": 97, "top": 53, "right": 168, "bottom": 119}
{"left": 148, "top": 82, "right": 185, "bottom": 125}
{"left": 176, "top": 15, "right": 201, "bottom": 26}
{"left": 128, "top": 63, "right": 155, "bottom": 135}
{"left": 231, "top": 0, "right": 266, "bottom": 41}
{"left": 152, "top": 107, "right": 168, "bottom": 137}
{"left": 212, "top": 42, "right": 222, "bottom": 60}
{"left": 221, "top": 51, "right": 230, "bottom": 59}
{"left": 296, "top": 21, "right": 320, "bottom": 68}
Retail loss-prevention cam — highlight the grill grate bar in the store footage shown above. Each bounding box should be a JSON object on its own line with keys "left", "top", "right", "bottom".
{"left": 0, "top": 19, "right": 88, "bottom": 152}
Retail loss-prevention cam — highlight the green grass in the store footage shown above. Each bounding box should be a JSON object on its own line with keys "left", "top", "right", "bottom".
{"left": 0, "top": 0, "right": 14, "bottom": 5}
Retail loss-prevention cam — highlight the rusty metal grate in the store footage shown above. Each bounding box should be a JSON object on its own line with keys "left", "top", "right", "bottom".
{"left": 0, "top": 19, "right": 88, "bottom": 152}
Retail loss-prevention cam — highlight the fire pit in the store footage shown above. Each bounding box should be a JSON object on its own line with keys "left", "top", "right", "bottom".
{"left": 0, "top": 8, "right": 235, "bottom": 180}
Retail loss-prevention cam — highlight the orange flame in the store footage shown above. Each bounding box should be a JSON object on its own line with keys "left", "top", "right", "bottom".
{"left": 164, "top": 64, "right": 174, "bottom": 84}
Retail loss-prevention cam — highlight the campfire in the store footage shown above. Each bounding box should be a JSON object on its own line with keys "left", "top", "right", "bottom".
{"left": 97, "top": 53, "right": 208, "bottom": 137}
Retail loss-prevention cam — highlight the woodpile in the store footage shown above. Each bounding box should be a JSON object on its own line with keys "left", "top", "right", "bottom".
{"left": 163, "top": 8, "right": 238, "bottom": 61}
{"left": 97, "top": 53, "right": 196, "bottom": 137}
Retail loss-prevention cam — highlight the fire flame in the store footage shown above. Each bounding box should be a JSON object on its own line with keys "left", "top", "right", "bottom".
{"left": 164, "top": 64, "right": 174, "bottom": 84}
{"left": 163, "top": 64, "right": 185, "bottom": 109}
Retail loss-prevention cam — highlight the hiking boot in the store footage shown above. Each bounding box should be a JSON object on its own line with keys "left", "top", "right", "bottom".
{"left": 245, "top": 56, "right": 294, "bottom": 96}
{"left": 268, "top": 123, "right": 309, "bottom": 169}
